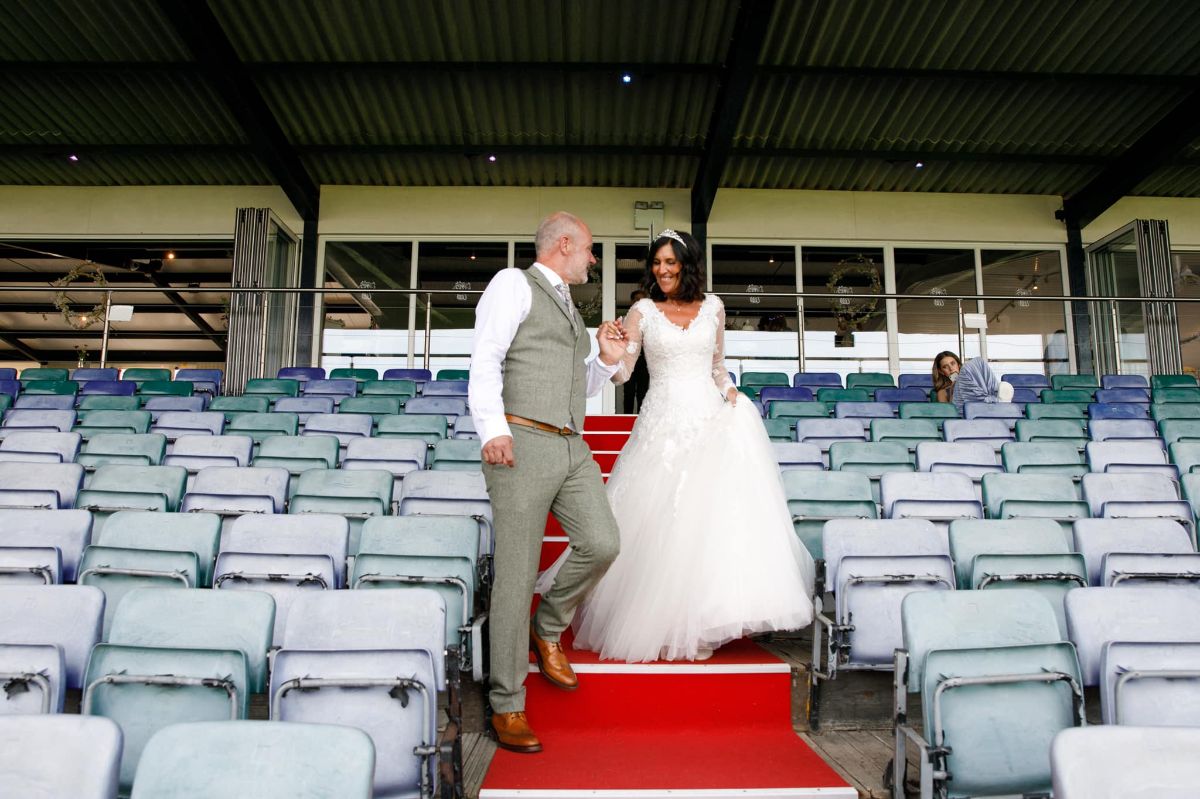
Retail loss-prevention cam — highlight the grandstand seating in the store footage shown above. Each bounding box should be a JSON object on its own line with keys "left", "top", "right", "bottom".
{"left": 272, "top": 396, "right": 334, "bottom": 424}
{"left": 278, "top": 366, "right": 324, "bottom": 383}
{"left": 0, "top": 430, "right": 81, "bottom": 464}
{"left": 0, "top": 461, "right": 85, "bottom": 509}
{"left": 1052, "top": 726, "right": 1200, "bottom": 798}
{"left": 0, "top": 715, "right": 122, "bottom": 798}
{"left": 181, "top": 466, "right": 290, "bottom": 518}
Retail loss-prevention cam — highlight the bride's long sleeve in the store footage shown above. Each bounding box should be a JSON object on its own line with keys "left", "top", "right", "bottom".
{"left": 711, "top": 301, "right": 735, "bottom": 394}
{"left": 610, "top": 303, "right": 645, "bottom": 386}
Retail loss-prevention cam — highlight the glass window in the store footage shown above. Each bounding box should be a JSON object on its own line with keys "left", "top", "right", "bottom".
{"left": 895, "top": 248, "right": 977, "bottom": 374}
{"left": 801, "top": 246, "right": 887, "bottom": 375}
{"left": 980, "top": 250, "right": 1068, "bottom": 376}
{"left": 711, "top": 244, "right": 799, "bottom": 377}
{"left": 615, "top": 243, "right": 648, "bottom": 322}
{"left": 321, "top": 241, "right": 414, "bottom": 373}
{"left": 417, "top": 242, "right": 507, "bottom": 330}
{"left": 1173, "top": 251, "right": 1200, "bottom": 377}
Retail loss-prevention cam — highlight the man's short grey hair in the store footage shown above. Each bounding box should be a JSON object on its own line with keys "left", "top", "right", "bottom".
{"left": 535, "top": 211, "right": 585, "bottom": 258}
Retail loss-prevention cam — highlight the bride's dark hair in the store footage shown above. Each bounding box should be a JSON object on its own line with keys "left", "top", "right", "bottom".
{"left": 642, "top": 230, "right": 706, "bottom": 303}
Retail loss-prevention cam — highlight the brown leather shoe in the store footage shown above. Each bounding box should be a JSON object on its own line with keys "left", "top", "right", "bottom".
{"left": 529, "top": 623, "right": 578, "bottom": 690}
{"left": 491, "top": 711, "right": 542, "bottom": 753}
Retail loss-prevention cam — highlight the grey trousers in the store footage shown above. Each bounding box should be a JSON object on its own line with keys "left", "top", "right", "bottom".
{"left": 483, "top": 425, "right": 620, "bottom": 713}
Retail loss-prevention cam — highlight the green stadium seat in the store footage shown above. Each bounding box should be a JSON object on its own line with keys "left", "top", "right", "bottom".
{"left": 431, "top": 438, "right": 483, "bottom": 471}
{"left": 76, "top": 433, "right": 167, "bottom": 469}
{"left": 376, "top": 414, "right": 447, "bottom": 444}
{"left": 329, "top": 367, "right": 379, "bottom": 383}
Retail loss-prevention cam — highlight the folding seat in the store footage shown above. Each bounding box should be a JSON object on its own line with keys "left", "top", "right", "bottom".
{"left": 1098, "top": 641, "right": 1200, "bottom": 728}
{"left": 431, "top": 438, "right": 482, "bottom": 471}
{"left": 404, "top": 396, "right": 467, "bottom": 423}
{"left": 77, "top": 394, "right": 140, "bottom": 411}
{"left": 76, "top": 464, "right": 188, "bottom": 530}
{"left": 898, "top": 373, "right": 932, "bottom": 390}
{"left": 14, "top": 393, "right": 76, "bottom": 410}
{"left": 1153, "top": 386, "right": 1200, "bottom": 404}
{"left": 120, "top": 368, "right": 172, "bottom": 387}
{"left": 1153, "top": 374, "right": 1199, "bottom": 390}
{"left": 1052, "top": 374, "right": 1099, "bottom": 392}
{"left": 1052, "top": 726, "right": 1200, "bottom": 798}
{"left": 353, "top": 515, "right": 486, "bottom": 679}
{"left": 879, "top": 472, "right": 982, "bottom": 527}
{"left": 84, "top": 587, "right": 274, "bottom": 794}
{"left": 1015, "top": 418, "right": 1088, "bottom": 448}
{"left": 1026, "top": 402, "right": 1087, "bottom": 420}
{"left": 1001, "top": 441, "right": 1087, "bottom": 478}
{"left": 873, "top": 387, "right": 928, "bottom": 411}
{"left": 845, "top": 372, "right": 894, "bottom": 397}
{"left": 757, "top": 418, "right": 788, "bottom": 440}
{"left": 741, "top": 371, "right": 789, "bottom": 390}
{"left": 767, "top": 401, "right": 828, "bottom": 426}
{"left": 163, "top": 434, "right": 253, "bottom": 485}
{"left": 397, "top": 470, "right": 494, "bottom": 562}
{"left": 208, "top": 394, "right": 270, "bottom": 423}
{"left": 377, "top": 413, "right": 447, "bottom": 444}
{"left": 142, "top": 396, "right": 208, "bottom": 422}
{"left": 816, "top": 387, "right": 869, "bottom": 410}
{"left": 340, "top": 438, "right": 427, "bottom": 493}
{"left": 948, "top": 518, "right": 1071, "bottom": 587}
{"left": 253, "top": 434, "right": 339, "bottom": 478}
{"left": 270, "top": 589, "right": 446, "bottom": 799}
{"left": 1088, "top": 401, "right": 1150, "bottom": 421}
{"left": 1, "top": 408, "right": 76, "bottom": 435}
{"left": 981, "top": 472, "right": 1089, "bottom": 528}
{"left": 771, "top": 442, "right": 824, "bottom": 471}
{"left": 1083, "top": 473, "right": 1192, "bottom": 534}
{"left": 0, "top": 431, "right": 81, "bottom": 464}
{"left": 1011, "top": 387, "right": 1041, "bottom": 404}
{"left": 383, "top": 367, "right": 431, "bottom": 389}
{"left": 1002, "top": 373, "right": 1051, "bottom": 390}
{"left": 869, "top": 418, "right": 940, "bottom": 451}
{"left": 330, "top": 367, "right": 379, "bottom": 383}
{"left": 828, "top": 441, "right": 912, "bottom": 503}
{"left": 302, "top": 378, "right": 358, "bottom": 405}
{"left": 137, "top": 380, "right": 194, "bottom": 405}
{"left": 942, "top": 418, "right": 1014, "bottom": 450}
{"left": 0, "top": 462, "right": 85, "bottom": 509}
{"left": 0, "top": 508, "right": 92, "bottom": 582}
{"left": 758, "top": 387, "right": 815, "bottom": 418}
{"left": 814, "top": 519, "right": 951, "bottom": 679}
{"left": 173, "top": 368, "right": 223, "bottom": 397}
{"left": 272, "top": 395, "right": 335, "bottom": 426}
{"left": 362, "top": 378, "right": 418, "bottom": 401}
{"left": 452, "top": 415, "right": 478, "bottom": 439}
{"left": 73, "top": 367, "right": 119, "bottom": 383}
{"left": 74, "top": 409, "right": 152, "bottom": 439}
{"left": 1170, "top": 441, "right": 1200, "bottom": 475}
{"left": 20, "top": 367, "right": 70, "bottom": 384}
{"left": 833, "top": 401, "right": 893, "bottom": 431}
{"left": 0, "top": 715, "right": 122, "bottom": 798}
{"left": 422, "top": 379, "right": 469, "bottom": 398}
{"left": 1094, "top": 387, "right": 1150, "bottom": 406}
{"left": 892, "top": 589, "right": 1081, "bottom": 799}
{"left": 340, "top": 395, "right": 402, "bottom": 424}
{"left": 1159, "top": 418, "right": 1200, "bottom": 445}
{"left": 793, "top": 372, "right": 842, "bottom": 390}
{"left": 303, "top": 413, "right": 373, "bottom": 457}
{"left": 131, "top": 720, "right": 374, "bottom": 799}
{"left": 216, "top": 514, "right": 347, "bottom": 645}
{"left": 0, "top": 379, "right": 17, "bottom": 398}
{"left": 1086, "top": 440, "right": 1176, "bottom": 479}
{"left": 244, "top": 377, "right": 300, "bottom": 403}
{"left": 76, "top": 433, "right": 167, "bottom": 470}
{"left": 1070, "top": 517, "right": 1195, "bottom": 586}
{"left": 737, "top": 384, "right": 760, "bottom": 401}
{"left": 22, "top": 380, "right": 78, "bottom": 397}
{"left": 182, "top": 466, "right": 290, "bottom": 519}
{"left": 79, "top": 379, "right": 137, "bottom": 397}
{"left": 1099, "top": 374, "right": 1148, "bottom": 390}
{"left": 1065, "top": 586, "right": 1200, "bottom": 705}
{"left": 897, "top": 401, "right": 958, "bottom": 426}
{"left": 0, "top": 368, "right": 13, "bottom": 380}
{"left": 290, "top": 469, "right": 394, "bottom": 553}
{"left": 1042, "top": 388, "right": 1093, "bottom": 404}
{"left": 225, "top": 411, "right": 299, "bottom": 444}
{"left": 148, "top": 410, "right": 224, "bottom": 442}
{"left": 1087, "top": 418, "right": 1159, "bottom": 441}
{"left": 915, "top": 441, "right": 1001, "bottom": 481}
{"left": 781, "top": 471, "right": 876, "bottom": 559}
{"left": 277, "top": 366, "right": 325, "bottom": 384}
{"left": 794, "top": 418, "right": 866, "bottom": 460}
{"left": 962, "top": 402, "right": 1023, "bottom": 430}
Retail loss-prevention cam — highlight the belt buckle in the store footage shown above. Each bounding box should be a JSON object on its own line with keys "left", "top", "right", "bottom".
{"left": 558, "top": 425, "right": 572, "bottom": 436}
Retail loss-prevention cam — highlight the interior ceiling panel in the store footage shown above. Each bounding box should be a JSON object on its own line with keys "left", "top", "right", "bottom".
{"left": 0, "top": 0, "right": 1197, "bottom": 196}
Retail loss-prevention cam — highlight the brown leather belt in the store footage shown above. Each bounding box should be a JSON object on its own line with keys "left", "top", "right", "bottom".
{"left": 505, "top": 413, "right": 576, "bottom": 436}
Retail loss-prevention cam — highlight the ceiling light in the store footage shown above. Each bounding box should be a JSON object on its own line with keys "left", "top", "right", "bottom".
{"left": 621, "top": 73, "right": 633, "bottom": 84}
{"left": 67, "top": 154, "right": 79, "bottom": 162}
{"left": 487, "top": 154, "right": 497, "bottom": 163}
{"left": 914, "top": 161, "right": 925, "bottom": 169}
{"left": 165, "top": 251, "right": 176, "bottom": 260}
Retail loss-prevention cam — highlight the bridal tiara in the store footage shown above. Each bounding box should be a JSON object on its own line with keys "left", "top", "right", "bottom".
{"left": 657, "top": 229, "right": 687, "bottom": 246}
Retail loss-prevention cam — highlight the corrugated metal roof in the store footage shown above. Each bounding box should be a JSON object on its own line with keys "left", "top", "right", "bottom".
{"left": 0, "top": 151, "right": 269, "bottom": 186}
{"left": 0, "top": 0, "right": 188, "bottom": 61}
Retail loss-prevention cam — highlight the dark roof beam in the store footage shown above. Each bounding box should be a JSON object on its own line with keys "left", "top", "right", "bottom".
{"left": 143, "top": 272, "right": 225, "bottom": 347}
{"left": 0, "top": 333, "right": 45, "bottom": 362}
{"left": 0, "top": 330, "right": 226, "bottom": 340}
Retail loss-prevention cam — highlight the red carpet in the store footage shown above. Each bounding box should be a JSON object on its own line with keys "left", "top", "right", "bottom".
{"left": 482, "top": 416, "right": 852, "bottom": 798}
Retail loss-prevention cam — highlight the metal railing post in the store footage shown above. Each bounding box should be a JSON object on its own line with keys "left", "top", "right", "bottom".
{"left": 99, "top": 290, "right": 113, "bottom": 368}
{"left": 423, "top": 292, "right": 433, "bottom": 371}
{"left": 956, "top": 298, "right": 965, "bottom": 358}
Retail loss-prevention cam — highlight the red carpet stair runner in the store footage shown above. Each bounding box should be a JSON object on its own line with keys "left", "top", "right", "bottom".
{"left": 480, "top": 415, "right": 854, "bottom": 799}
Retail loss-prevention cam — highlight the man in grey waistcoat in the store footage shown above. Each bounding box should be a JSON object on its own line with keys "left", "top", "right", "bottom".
{"left": 468, "top": 211, "right": 624, "bottom": 753}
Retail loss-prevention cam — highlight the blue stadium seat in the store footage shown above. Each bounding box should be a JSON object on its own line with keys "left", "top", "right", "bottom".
{"left": 1071, "top": 518, "right": 1195, "bottom": 586}
{"left": 1086, "top": 440, "right": 1176, "bottom": 478}
{"left": 942, "top": 418, "right": 1014, "bottom": 450}
{"left": 173, "top": 368, "right": 223, "bottom": 397}
{"left": 1087, "top": 418, "right": 1159, "bottom": 441}
{"left": 0, "top": 508, "right": 92, "bottom": 582}
{"left": 1100, "top": 374, "right": 1149, "bottom": 390}
{"left": 0, "top": 584, "right": 104, "bottom": 710}
{"left": 149, "top": 410, "right": 224, "bottom": 440}
{"left": 79, "top": 379, "right": 137, "bottom": 396}
{"left": 794, "top": 372, "right": 843, "bottom": 389}
{"left": 1002, "top": 373, "right": 1051, "bottom": 390}
{"left": 873, "top": 387, "right": 929, "bottom": 411}
{"left": 0, "top": 431, "right": 81, "bottom": 464}
{"left": 1083, "top": 473, "right": 1192, "bottom": 533}
{"left": 880, "top": 471, "right": 982, "bottom": 526}
{"left": 182, "top": 466, "right": 290, "bottom": 517}
{"left": 277, "top": 366, "right": 325, "bottom": 384}
{"left": 770, "top": 442, "right": 824, "bottom": 470}
{"left": 915, "top": 441, "right": 1001, "bottom": 480}
{"left": 273, "top": 396, "right": 335, "bottom": 425}
{"left": 1052, "top": 726, "right": 1200, "bottom": 798}
{"left": 383, "top": 368, "right": 432, "bottom": 389}
{"left": 1088, "top": 401, "right": 1150, "bottom": 420}
{"left": 404, "top": 396, "right": 468, "bottom": 423}
{"left": 898, "top": 373, "right": 932, "bottom": 390}
{"left": 14, "top": 394, "right": 76, "bottom": 410}
{"left": 0, "top": 715, "right": 121, "bottom": 798}
{"left": 302, "top": 378, "right": 358, "bottom": 403}
{"left": 0, "top": 462, "right": 85, "bottom": 509}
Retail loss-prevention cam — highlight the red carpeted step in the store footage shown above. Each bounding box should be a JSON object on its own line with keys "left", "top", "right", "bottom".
{"left": 584, "top": 414, "right": 637, "bottom": 432}
{"left": 582, "top": 432, "right": 631, "bottom": 451}
{"left": 480, "top": 637, "right": 855, "bottom": 798}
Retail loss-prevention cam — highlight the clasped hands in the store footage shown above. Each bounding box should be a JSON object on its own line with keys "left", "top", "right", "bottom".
{"left": 596, "top": 318, "right": 628, "bottom": 365}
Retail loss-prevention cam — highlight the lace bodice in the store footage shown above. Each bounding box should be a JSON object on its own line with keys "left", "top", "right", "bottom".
{"left": 611, "top": 295, "right": 735, "bottom": 470}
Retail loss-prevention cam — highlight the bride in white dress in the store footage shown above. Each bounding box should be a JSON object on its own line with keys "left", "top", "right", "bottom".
{"left": 561, "top": 229, "right": 815, "bottom": 662}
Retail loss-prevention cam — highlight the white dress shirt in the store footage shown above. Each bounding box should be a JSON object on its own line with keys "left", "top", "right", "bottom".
{"left": 469, "top": 263, "right": 618, "bottom": 446}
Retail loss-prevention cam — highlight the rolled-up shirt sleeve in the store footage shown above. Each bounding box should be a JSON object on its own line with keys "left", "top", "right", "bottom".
{"left": 468, "top": 269, "right": 529, "bottom": 447}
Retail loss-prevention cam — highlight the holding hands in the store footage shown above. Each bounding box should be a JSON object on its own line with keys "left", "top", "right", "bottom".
{"left": 596, "top": 318, "right": 628, "bottom": 365}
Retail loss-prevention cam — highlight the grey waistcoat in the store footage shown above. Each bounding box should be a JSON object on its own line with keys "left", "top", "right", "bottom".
{"left": 501, "top": 268, "right": 589, "bottom": 430}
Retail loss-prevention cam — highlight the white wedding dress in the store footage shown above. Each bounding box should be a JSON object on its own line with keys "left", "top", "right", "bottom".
{"left": 555, "top": 294, "right": 816, "bottom": 662}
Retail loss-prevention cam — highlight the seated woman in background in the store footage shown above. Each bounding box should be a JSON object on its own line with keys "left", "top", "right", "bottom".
{"left": 933, "top": 351, "right": 961, "bottom": 403}
{"left": 951, "top": 357, "right": 1015, "bottom": 411}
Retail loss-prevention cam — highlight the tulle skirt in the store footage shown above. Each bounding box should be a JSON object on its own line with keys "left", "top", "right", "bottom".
{"left": 565, "top": 399, "right": 816, "bottom": 662}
